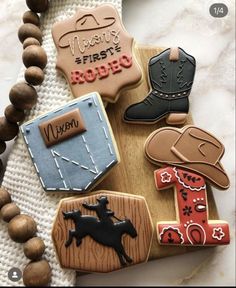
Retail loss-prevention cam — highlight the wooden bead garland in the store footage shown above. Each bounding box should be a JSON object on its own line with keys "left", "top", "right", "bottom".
{"left": 23, "top": 37, "right": 40, "bottom": 49}
{"left": 26, "top": 0, "right": 49, "bottom": 13}
{"left": 9, "top": 82, "right": 38, "bottom": 110}
{"left": 0, "top": 0, "right": 51, "bottom": 285}
{"left": 0, "top": 141, "right": 6, "bottom": 154}
{"left": 5, "top": 105, "right": 25, "bottom": 123}
{"left": 23, "top": 45, "right": 47, "bottom": 69}
{"left": 25, "top": 66, "right": 45, "bottom": 86}
{"left": 0, "top": 117, "right": 19, "bottom": 141}
{"left": 23, "top": 11, "right": 40, "bottom": 26}
{"left": 0, "top": 187, "right": 11, "bottom": 209}
{"left": 18, "top": 23, "right": 42, "bottom": 44}
{"left": 8, "top": 214, "right": 37, "bottom": 243}
{"left": 23, "top": 259, "right": 51, "bottom": 286}
{"left": 0, "top": 0, "right": 47, "bottom": 156}
{"left": 0, "top": 202, "right": 20, "bottom": 222}
{"left": 24, "top": 237, "right": 46, "bottom": 260}
{"left": 0, "top": 186, "right": 50, "bottom": 286}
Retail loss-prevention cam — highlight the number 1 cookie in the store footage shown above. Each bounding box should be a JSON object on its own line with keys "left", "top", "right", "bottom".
{"left": 144, "top": 125, "right": 230, "bottom": 246}
{"left": 155, "top": 166, "right": 230, "bottom": 245}
{"left": 52, "top": 4, "right": 142, "bottom": 103}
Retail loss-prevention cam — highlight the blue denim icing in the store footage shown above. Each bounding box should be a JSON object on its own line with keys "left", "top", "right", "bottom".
{"left": 20, "top": 93, "right": 119, "bottom": 192}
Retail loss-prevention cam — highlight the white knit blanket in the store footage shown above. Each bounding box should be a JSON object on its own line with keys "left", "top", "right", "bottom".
{"left": 0, "top": 0, "right": 122, "bottom": 286}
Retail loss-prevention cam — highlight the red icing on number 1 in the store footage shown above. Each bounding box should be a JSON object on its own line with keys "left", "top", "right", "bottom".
{"left": 155, "top": 166, "right": 230, "bottom": 246}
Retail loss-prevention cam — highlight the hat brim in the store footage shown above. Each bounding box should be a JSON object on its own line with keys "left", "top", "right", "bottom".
{"left": 144, "top": 126, "right": 230, "bottom": 190}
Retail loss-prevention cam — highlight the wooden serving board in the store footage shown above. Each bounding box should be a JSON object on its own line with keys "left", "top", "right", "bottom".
{"left": 97, "top": 45, "right": 219, "bottom": 260}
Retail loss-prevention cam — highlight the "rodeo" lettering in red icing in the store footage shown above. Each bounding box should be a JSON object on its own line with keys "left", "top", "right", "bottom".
{"left": 71, "top": 54, "right": 132, "bottom": 85}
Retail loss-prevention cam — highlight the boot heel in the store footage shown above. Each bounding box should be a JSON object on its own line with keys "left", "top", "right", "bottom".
{"left": 166, "top": 113, "right": 187, "bottom": 125}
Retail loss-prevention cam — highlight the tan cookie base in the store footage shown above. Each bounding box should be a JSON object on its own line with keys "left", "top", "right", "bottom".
{"left": 96, "top": 45, "right": 219, "bottom": 260}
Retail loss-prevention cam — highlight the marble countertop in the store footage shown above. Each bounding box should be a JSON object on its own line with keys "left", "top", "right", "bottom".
{"left": 0, "top": 0, "right": 235, "bottom": 286}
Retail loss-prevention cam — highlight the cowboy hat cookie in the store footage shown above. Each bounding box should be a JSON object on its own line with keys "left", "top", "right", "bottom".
{"left": 144, "top": 125, "right": 230, "bottom": 246}
{"left": 52, "top": 191, "right": 153, "bottom": 272}
{"left": 154, "top": 166, "right": 230, "bottom": 246}
{"left": 52, "top": 4, "right": 142, "bottom": 103}
{"left": 124, "top": 47, "right": 196, "bottom": 125}
{"left": 21, "top": 92, "right": 120, "bottom": 192}
{"left": 144, "top": 125, "right": 230, "bottom": 189}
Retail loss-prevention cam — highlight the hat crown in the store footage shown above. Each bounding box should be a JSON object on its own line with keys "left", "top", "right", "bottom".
{"left": 172, "top": 127, "right": 223, "bottom": 165}
{"left": 76, "top": 14, "right": 100, "bottom": 31}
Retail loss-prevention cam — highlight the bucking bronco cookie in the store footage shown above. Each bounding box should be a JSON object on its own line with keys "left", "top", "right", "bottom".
{"left": 52, "top": 191, "right": 153, "bottom": 272}
{"left": 52, "top": 4, "right": 142, "bottom": 103}
{"left": 21, "top": 93, "right": 120, "bottom": 192}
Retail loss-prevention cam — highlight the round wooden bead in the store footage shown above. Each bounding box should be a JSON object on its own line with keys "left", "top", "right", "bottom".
{"left": 26, "top": 0, "right": 49, "bottom": 13}
{"left": 18, "top": 23, "right": 42, "bottom": 44}
{"left": 5, "top": 105, "right": 25, "bottom": 123}
{"left": 0, "top": 140, "right": 6, "bottom": 154}
{"left": 23, "top": 259, "right": 51, "bottom": 287}
{"left": 0, "top": 203, "right": 20, "bottom": 222}
{"left": 8, "top": 214, "right": 37, "bottom": 243}
{"left": 0, "top": 187, "right": 11, "bottom": 209}
{"left": 23, "top": 37, "right": 40, "bottom": 49}
{"left": 25, "top": 66, "right": 45, "bottom": 86}
{"left": 0, "top": 117, "right": 19, "bottom": 141}
{"left": 24, "top": 237, "right": 46, "bottom": 260}
{"left": 9, "top": 82, "right": 37, "bottom": 110}
{"left": 23, "top": 11, "right": 40, "bottom": 26}
{"left": 23, "top": 45, "right": 47, "bottom": 69}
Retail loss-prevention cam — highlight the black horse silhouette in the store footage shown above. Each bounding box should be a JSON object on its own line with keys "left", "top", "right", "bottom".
{"left": 62, "top": 197, "right": 138, "bottom": 266}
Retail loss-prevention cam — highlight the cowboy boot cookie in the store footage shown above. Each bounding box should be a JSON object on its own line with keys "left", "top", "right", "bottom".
{"left": 124, "top": 47, "right": 196, "bottom": 125}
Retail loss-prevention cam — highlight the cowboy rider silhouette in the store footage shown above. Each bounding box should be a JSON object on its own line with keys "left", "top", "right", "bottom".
{"left": 82, "top": 196, "right": 116, "bottom": 225}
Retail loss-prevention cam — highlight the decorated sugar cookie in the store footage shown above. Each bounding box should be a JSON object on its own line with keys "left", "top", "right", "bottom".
{"left": 124, "top": 47, "right": 195, "bottom": 125}
{"left": 21, "top": 93, "right": 120, "bottom": 192}
{"left": 52, "top": 4, "right": 142, "bottom": 103}
{"left": 144, "top": 125, "right": 230, "bottom": 246}
{"left": 145, "top": 125, "right": 230, "bottom": 189}
{"left": 52, "top": 191, "right": 153, "bottom": 272}
{"left": 155, "top": 166, "right": 229, "bottom": 245}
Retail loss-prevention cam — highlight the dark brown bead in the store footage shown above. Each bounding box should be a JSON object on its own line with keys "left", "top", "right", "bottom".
{"left": 0, "top": 117, "right": 19, "bottom": 141}
{"left": 0, "top": 187, "right": 11, "bottom": 209}
{"left": 24, "top": 237, "right": 46, "bottom": 260}
{"left": 0, "top": 203, "right": 20, "bottom": 222}
{"left": 5, "top": 105, "right": 25, "bottom": 123}
{"left": 0, "top": 140, "right": 6, "bottom": 154}
{"left": 8, "top": 214, "right": 37, "bottom": 243}
{"left": 23, "top": 37, "right": 40, "bottom": 49}
{"left": 26, "top": 0, "right": 49, "bottom": 13}
{"left": 18, "top": 23, "right": 42, "bottom": 44}
{"left": 25, "top": 66, "right": 44, "bottom": 86}
{"left": 9, "top": 82, "right": 37, "bottom": 110}
{"left": 23, "top": 11, "right": 40, "bottom": 26}
{"left": 23, "top": 259, "right": 51, "bottom": 287}
{"left": 23, "top": 45, "right": 47, "bottom": 69}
